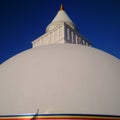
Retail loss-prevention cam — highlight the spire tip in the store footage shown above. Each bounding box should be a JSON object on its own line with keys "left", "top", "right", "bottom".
{"left": 60, "top": 4, "right": 64, "bottom": 10}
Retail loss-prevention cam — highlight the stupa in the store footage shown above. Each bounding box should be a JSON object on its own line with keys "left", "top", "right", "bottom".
{"left": 0, "top": 4, "right": 120, "bottom": 120}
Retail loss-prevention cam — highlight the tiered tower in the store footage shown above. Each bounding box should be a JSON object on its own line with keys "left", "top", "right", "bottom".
{"left": 32, "top": 5, "right": 91, "bottom": 47}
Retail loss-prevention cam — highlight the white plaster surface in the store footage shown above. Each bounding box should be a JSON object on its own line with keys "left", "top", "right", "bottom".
{"left": 51, "top": 10, "right": 73, "bottom": 25}
{"left": 46, "top": 9, "right": 76, "bottom": 33}
{"left": 0, "top": 44, "right": 120, "bottom": 115}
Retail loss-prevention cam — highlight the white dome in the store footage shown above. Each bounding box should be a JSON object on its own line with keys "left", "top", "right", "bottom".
{"left": 0, "top": 44, "right": 120, "bottom": 115}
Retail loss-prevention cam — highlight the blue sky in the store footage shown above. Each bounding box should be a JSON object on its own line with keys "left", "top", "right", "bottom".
{"left": 0, "top": 0, "right": 120, "bottom": 63}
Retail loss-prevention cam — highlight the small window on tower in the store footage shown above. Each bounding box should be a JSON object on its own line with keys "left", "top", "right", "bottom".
{"left": 67, "top": 28, "right": 70, "bottom": 40}
{"left": 71, "top": 31, "right": 74, "bottom": 43}
{"left": 75, "top": 35, "right": 78, "bottom": 44}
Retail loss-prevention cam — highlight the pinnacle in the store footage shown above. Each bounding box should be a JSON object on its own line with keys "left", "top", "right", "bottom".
{"left": 60, "top": 4, "right": 64, "bottom": 10}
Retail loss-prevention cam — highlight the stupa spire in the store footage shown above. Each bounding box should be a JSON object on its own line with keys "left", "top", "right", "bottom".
{"left": 32, "top": 4, "right": 91, "bottom": 47}
{"left": 60, "top": 4, "right": 64, "bottom": 10}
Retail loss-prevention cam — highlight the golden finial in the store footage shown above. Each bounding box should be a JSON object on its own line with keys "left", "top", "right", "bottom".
{"left": 60, "top": 4, "right": 64, "bottom": 10}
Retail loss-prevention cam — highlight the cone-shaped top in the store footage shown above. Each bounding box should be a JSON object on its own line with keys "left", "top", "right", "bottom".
{"left": 60, "top": 4, "right": 64, "bottom": 10}
{"left": 46, "top": 4, "right": 77, "bottom": 32}
{"left": 51, "top": 5, "right": 74, "bottom": 25}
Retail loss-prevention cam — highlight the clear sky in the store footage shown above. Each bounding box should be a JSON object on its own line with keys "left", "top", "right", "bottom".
{"left": 0, "top": 0, "right": 120, "bottom": 63}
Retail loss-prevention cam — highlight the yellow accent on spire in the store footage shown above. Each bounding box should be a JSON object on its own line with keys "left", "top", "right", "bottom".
{"left": 60, "top": 4, "right": 64, "bottom": 10}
